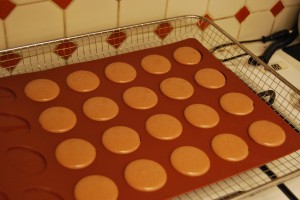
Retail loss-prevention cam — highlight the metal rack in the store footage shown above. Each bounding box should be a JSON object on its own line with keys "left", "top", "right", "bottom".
{"left": 0, "top": 15, "right": 299, "bottom": 199}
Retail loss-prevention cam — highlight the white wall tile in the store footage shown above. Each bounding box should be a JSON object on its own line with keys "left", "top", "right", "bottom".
{"left": 66, "top": 0, "right": 118, "bottom": 37}
{"left": 282, "top": 0, "right": 300, "bottom": 6}
{"left": 120, "top": 0, "right": 166, "bottom": 26}
{"left": 5, "top": 1, "right": 64, "bottom": 48}
{"left": 214, "top": 17, "right": 240, "bottom": 39}
{"left": 272, "top": 5, "right": 300, "bottom": 33}
{"left": 1, "top": 0, "right": 300, "bottom": 51}
{"left": 239, "top": 11, "right": 274, "bottom": 41}
{"left": 0, "top": 20, "right": 6, "bottom": 50}
{"left": 246, "top": 0, "right": 278, "bottom": 12}
{"left": 11, "top": 0, "right": 48, "bottom": 5}
{"left": 166, "top": 0, "right": 208, "bottom": 18}
{"left": 14, "top": 52, "right": 66, "bottom": 74}
{"left": 208, "top": 0, "right": 246, "bottom": 19}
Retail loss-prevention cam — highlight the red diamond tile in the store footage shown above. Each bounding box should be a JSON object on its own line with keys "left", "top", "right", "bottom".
{"left": 52, "top": 0, "right": 73, "bottom": 9}
{"left": 271, "top": 1, "right": 284, "bottom": 17}
{"left": 235, "top": 6, "right": 250, "bottom": 23}
{"left": 197, "top": 14, "right": 212, "bottom": 31}
{"left": 0, "top": 52, "right": 21, "bottom": 72}
{"left": 107, "top": 31, "right": 127, "bottom": 49}
{"left": 54, "top": 41, "right": 77, "bottom": 60}
{"left": 154, "top": 23, "right": 173, "bottom": 39}
{"left": 0, "top": 0, "right": 16, "bottom": 20}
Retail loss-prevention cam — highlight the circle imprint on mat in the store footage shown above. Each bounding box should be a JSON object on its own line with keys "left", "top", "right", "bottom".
{"left": 105, "top": 62, "right": 137, "bottom": 83}
{"left": 141, "top": 54, "right": 171, "bottom": 74}
{"left": 74, "top": 175, "right": 118, "bottom": 200}
{"left": 0, "top": 87, "right": 16, "bottom": 105}
{"left": 184, "top": 104, "right": 219, "bottom": 128}
{"left": 173, "top": 46, "right": 201, "bottom": 65}
{"left": 211, "top": 133, "right": 249, "bottom": 162}
{"left": 55, "top": 138, "right": 96, "bottom": 169}
{"left": 6, "top": 146, "right": 46, "bottom": 175}
{"left": 124, "top": 159, "right": 167, "bottom": 192}
{"left": 248, "top": 120, "right": 286, "bottom": 147}
{"left": 83, "top": 97, "right": 119, "bottom": 121}
{"left": 220, "top": 92, "right": 254, "bottom": 115}
{"left": 39, "top": 106, "right": 77, "bottom": 133}
{"left": 146, "top": 114, "right": 182, "bottom": 140}
{"left": 0, "top": 113, "right": 30, "bottom": 136}
{"left": 66, "top": 70, "right": 100, "bottom": 92}
{"left": 123, "top": 86, "right": 158, "bottom": 110}
{"left": 170, "top": 146, "right": 210, "bottom": 177}
{"left": 23, "top": 187, "right": 63, "bottom": 200}
{"left": 160, "top": 77, "right": 194, "bottom": 100}
{"left": 102, "top": 126, "right": 140, "bottom": 154}
{"left": 194, "top": 68, "right": 226, "bottom": 89}
{"left": 24, "top": 79, "right": 60, "bottom": 102}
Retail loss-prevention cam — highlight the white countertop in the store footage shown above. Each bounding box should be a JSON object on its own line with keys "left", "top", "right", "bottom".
{"left": 244, "top": 39, "right": 300, "bottom": 91}
{"left": 241, "top": 40, "right": 300, "bottom": 200}
{"left": 243, "top": 176, "right": 300, "bottom": 200}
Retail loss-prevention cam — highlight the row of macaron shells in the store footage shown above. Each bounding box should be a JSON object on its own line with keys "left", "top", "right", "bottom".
{"left": 22, "top": 47, "right": 286, "bottom": 200}
{"left": 23, "top": 47, "right": 213, "bottom": 199}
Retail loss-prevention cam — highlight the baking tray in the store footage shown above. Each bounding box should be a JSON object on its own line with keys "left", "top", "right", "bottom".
{"left": 0, "top": 15, "right": 300, "bottom": 200}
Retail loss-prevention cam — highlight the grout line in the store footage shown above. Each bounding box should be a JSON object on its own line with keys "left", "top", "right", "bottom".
{"left": 13, "top": 0, "right": 47, "bottom": 6}
{"left": 117, "top": 0, "right": 120, "bottom": 27}
{"left": 269, "top": 10, "right": 276, "bottom": 34}
{"left": 164, "top": 0, "right": 169, "bottom": 19}
{"left": 63, "top": 10, "right": 67, "bottom": 37}
{"left": 2, "top": 20, "right": 9, "bottom": 49}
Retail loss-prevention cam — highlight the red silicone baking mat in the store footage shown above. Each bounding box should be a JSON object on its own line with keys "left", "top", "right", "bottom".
{"left": 0, "top": 38, "right": 300, "bottom": 200}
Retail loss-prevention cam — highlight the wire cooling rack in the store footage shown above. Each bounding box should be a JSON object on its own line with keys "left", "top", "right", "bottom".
{"left": 0, "top": 15, "right": 299, "bottom": 199}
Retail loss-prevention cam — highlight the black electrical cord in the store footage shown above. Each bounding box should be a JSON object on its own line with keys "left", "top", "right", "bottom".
{"left": 211, "top": 29, "right": 296, "bottom": 63}
{"left": 248, "top": 29, "right": 298, "bottom": 66}
{"left": 210, "top": 39, "right": 262, "bottom": 53}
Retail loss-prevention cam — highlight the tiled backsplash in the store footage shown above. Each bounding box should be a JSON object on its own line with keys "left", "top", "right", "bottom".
{"left": 0, "top": 0, "right": 299, "bottom": 50}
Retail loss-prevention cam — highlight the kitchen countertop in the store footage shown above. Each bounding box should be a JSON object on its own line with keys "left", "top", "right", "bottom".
{"left": 244, "top": 38, "right": 300, "bottom": 91}
{"left": 241, "top": 39, "right": 300, "bottom": 200}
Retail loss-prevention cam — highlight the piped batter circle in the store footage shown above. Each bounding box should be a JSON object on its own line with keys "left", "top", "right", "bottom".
{"left": 123, "top": 86, "right": 158, "bottom": 110}
{"left": 146, "top": 114, "right": 182, "bottom": 140}
{"left": 220, "top": 92, "right": 254, "bottom": 115}
{"left": 184, "top": 104, "right": 219, "bottom": 128}
{"left": 39, "top": 106, "right": 77, "bottom": 133}
{"left": 74, "top": 175, "right": 118, "bottom": 200}
{"left": 105, "top": 62, "right": 137, "bottom": 83}
{"left": 211, "top": 133, "right": 249, "bottom": 162}
{"left": 124, "top": 159, "right": 167, "bottom": 192}
{"left": 160, "top": 77, "right": 194, "bottom": 100}
{"left": 141, "top": 54, "right": 171, "bottom": 74}
{"left": 66, "top": 70, "right": 100, "bottom": 92}
{"left": 173, "top": 46, "right": 201, "bottom": 65}
{"left": 248, "top": 120, "right": 286, "bottom": 147}
{"left": 55, "top": 138, "right": 96, "bottom": 169}
{"left": 102, "top": 126, "right": 140, "bottom": 154}
{"left": 170, "top": 146, "right": 210, "bottom": 177}
{"left": 194, "top": 68, "right": 226, "bottom": 89}
{"left": 83, "top": 97, "right": 119, "bottom": 121}
{"left": 24, "top": 79, "right": 60, "bottom": 102}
